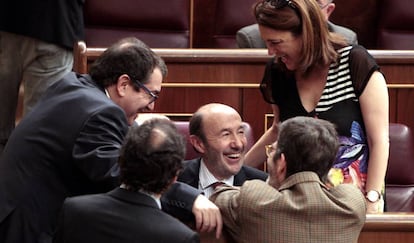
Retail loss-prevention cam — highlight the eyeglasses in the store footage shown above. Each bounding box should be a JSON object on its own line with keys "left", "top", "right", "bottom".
{"left": 265, "top": 144, "right": 276, "bottom": 157}
{"left": 135, "top": 80, "right": 158, "bottom": 104}
{"left": 264, "top": 0, "right": 297, "bottom": 10}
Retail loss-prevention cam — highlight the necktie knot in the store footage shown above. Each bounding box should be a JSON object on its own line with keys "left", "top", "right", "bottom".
{"left": 210, "top": 181, "right": 225, "bottom": 190}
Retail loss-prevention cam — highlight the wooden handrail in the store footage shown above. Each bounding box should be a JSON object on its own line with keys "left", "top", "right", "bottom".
{"left": 363, "top": 213, "right": 414, "bottom": 231}
{"left": 160, "top": 83, "right": 414, "bottom": 88}
{"left": 77, "top": 45, "right": 414, "bottom": 64}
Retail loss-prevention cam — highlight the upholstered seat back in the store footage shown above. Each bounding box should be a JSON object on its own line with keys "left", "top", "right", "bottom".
{"left": 83, "top": 0, "right": 191, "bottom": 48}
{"left": 385, "top": 123, "right": 414, "bottom": 212}
{"left": 174, "top": 121, "right": 255, "bottom": 160}
{"left": 193, "top": 0, "right": 257, "bottom": 48}
{"left": 386, "top": 123, "right": 414, "bottom": 184}
{"left": 377, "top": 0, "right": 414, "bottom": 49}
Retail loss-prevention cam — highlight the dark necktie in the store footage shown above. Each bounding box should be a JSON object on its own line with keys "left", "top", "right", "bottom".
{"left": 210, "top": 181, "right": 225, "bottom": 190}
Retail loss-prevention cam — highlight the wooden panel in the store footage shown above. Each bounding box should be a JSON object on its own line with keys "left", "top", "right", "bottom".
{"left": 155, "top": 87, "right": 241, "bottom": 113}
{"left": 358, "top": 213, "right": 414, "bottom": 243}
{"left": 396, "top": 89, "right": 414, "bottom": 131}
{"left": 358, "top": 232, "right": 414, "bottom": 243}
{"left": 388, "top": 89, "right": 398, "bottom": 122}
{"left": 164, "top": 63, "right": 265, "bottom": 83}
{"left": 242, "top": 88, "right": 271, "bottom": 141}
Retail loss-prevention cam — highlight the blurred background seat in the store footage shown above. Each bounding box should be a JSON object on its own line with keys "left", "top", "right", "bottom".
{"left": 192, "top": 0, "right": 257, "bottom": 48}
{"left": 83, "top": 0, "right": 192, "bottom": 48}
{"left": 376, "top": 0, "right": 414, "bottom": 49}
{"left": 385, "top": 123, "right": 414, "bottom": 212}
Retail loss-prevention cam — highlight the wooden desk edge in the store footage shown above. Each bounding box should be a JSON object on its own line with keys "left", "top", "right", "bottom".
{"left": 75, "top": 41, "right": 414, "bottom": 64}
{"left": 363, "top": 213, "right": 414, "bottom": 231}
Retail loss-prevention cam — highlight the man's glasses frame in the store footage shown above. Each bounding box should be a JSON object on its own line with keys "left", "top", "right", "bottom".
{"left": 265, "top": 144, "right": 276, "bottom": 157}
{"left": 135, "top": 80, "right": 158, "bottom": 104}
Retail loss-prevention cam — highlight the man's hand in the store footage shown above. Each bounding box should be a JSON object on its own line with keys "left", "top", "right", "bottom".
{"left": 192, "top": 194, "right": 223, "bottom": 239}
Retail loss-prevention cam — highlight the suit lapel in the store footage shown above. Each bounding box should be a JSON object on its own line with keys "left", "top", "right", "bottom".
{"left": 178, "top": 158, "right": 201, "bottom": 188}
{"left": 234, "top": 167, "right": 247, "bottom": 186}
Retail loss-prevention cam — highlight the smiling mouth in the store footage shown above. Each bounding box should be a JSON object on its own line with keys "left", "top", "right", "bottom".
{"left": 274, "top": 55, "right": 287, "bottom": 63}
{"left": 226, "top": 153, "right": 241, "bottom": 159}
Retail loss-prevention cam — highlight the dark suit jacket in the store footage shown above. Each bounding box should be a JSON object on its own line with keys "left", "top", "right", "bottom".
{"left": 53, "top": 188, "right": 199, "bottom": 243}
{"left": 0, "top": 73, "right": 199, "bottom": 243}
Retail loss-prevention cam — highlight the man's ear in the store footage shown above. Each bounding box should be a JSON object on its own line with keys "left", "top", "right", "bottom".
{"left": 277, "top": 153, "right": 287, "bottom": 179}
{"left": 189, "top": 135, "right": 206, "bottom": 154}
{"left": 116, "top": 74, "right": 131, "bottom": 97}
{"left": 326, "top": 3, "right": 335, "bottom": 18}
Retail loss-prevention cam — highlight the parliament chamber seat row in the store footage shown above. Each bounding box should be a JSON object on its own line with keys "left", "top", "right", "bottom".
{"left": 83, "top": 0, "right": 414, "bottom": 50}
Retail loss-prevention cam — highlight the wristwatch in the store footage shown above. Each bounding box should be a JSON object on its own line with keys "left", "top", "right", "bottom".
{"left": 365, "top": 190, "right": 381, "bottom": 203}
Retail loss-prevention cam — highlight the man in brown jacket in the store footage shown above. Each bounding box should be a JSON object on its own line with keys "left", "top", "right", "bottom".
{"left": 211, "top": 116, "right": 366, "bottom": 243}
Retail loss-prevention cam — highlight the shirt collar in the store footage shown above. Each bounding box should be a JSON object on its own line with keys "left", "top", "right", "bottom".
{"left": 105, "top": 89, "right": 111, "bottom": 99}
{"left": 198, "top": 159, "right": 234, "bottom": 190}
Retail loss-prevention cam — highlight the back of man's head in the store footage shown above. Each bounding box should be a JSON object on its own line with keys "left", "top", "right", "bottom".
{"left": 276, "top": 116, "right": 339, "bottom": 180}
{"left": 118, "top": 119, "right": 186, "bottom": 194}
{"left": 89, "top": 37, "right": 166, "bottom": 89}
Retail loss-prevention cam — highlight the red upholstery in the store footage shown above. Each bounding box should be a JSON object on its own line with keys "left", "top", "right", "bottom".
{"left": 377, "top": 0, "right": 414, "bottom": 49}
{"left": 193, "top": 0, "right": 257, "bottom": 48}
{"left": 330, "top": 0, "right": 379, "bottom": 49}
{"left": 173, "top": 121, "right": 197, "bottom": 160}
{"left": 174, "top": 121, "right": 255, "bottom": 160}
{"left": 210, "top": 0, "right": 257, "bottom": 48}
{"left": 83, "top": 0, "right": 191, "bottom": 48}
{"left": 385, "top": 123, "right": 414, "bottom": 212}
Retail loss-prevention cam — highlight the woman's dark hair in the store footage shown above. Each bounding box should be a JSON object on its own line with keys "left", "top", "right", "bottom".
{"left": 254, "top": 0, "right": 347, "bottom": 75}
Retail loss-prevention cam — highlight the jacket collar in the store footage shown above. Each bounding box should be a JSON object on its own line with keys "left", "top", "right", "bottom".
{"left": 107, "top": 187, "right": 160, "bottom": 209}
{"left": 279, "top": 171, "right": 327, "bottom": 191}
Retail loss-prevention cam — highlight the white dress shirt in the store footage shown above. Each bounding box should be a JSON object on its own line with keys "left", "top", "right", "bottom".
{"left": 198, "top": 159, "right": 234, "bottom": 198}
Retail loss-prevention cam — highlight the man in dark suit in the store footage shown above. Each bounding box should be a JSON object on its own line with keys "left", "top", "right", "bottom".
{"left": 54, "top": 119, "right": 199, "bottom": 243}
{"left": 178, "top": 103, "right": 268, "bottom": 198}
{"left": 0, "top": 37, "right": 221, "bottom": 243}
{"left": 237, "top": 0, "right": 357, "bottom": 48}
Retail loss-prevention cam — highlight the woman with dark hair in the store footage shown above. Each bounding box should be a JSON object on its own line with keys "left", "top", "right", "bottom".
{"left": 244, "top": 0, "right": 389, "bottom": 213}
